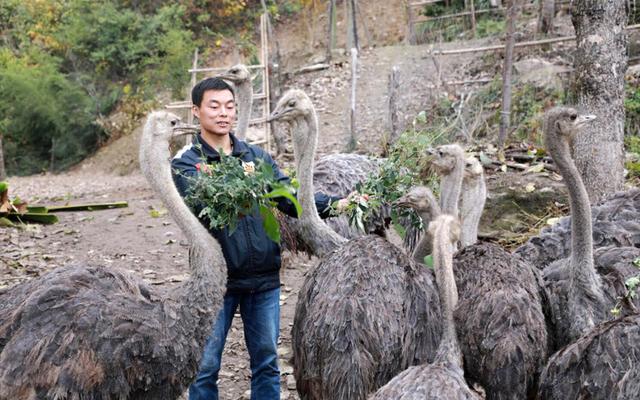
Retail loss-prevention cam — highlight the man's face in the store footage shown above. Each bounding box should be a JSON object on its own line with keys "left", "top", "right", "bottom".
{"left": 193, "top": 89, "right": 236, "bottom": 137}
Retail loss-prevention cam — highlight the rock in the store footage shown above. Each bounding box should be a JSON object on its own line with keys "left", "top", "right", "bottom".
{"left": 513, "top": 58, "right": 569, "bottom": 92}
{"left": 242, "top": 389, "right": 251, "bottom": 399}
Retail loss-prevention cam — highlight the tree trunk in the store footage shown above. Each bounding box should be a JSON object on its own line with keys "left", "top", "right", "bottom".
{"left": 571, "top": 0, "right": 628, "bottom": 203}
{"left": 326, "top": 0, "right": 336, "bottom": 61}
{"left": 0, "top": 133, "right": 6, "bottom": 181}
{"left": 537, "top": 0, "right": 555, "bottom": 35}
{"left": 387, "top": 66, "right": 401, "bottom": 147}
{"left": 497, "top": 0, "right": 520, "bottom": 153}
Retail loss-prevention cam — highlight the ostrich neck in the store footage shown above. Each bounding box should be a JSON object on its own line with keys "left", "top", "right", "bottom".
{"left": 551, "top": 138, "right": 602, "bottom": 300}
{"left": 431, "top": 221, "right": 462, "bottom": 367}
{"left": 293, "top": 113, "right": 347, "bottom": 256}
{"left": 440, "top": 160, "right": 465, "bottom": 217}
{"left": 234, "top": 81, "right": 252, "bottom": 140}
{"left": 140, "top": 132, "right": 225, "bottom": 325}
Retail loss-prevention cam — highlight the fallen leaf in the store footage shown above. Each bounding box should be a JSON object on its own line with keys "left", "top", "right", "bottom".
{"left": 525, "top": 163, "right": 545, "bottom": 174}
{"left": 525, "top": 183, "right": 536, "bottom": 193}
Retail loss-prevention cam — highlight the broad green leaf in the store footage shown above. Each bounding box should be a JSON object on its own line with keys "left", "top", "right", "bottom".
{"left": 423, "top": 255, "right": 434, "bottom": 269}
{"left": 259, "top": 205, "right": 281, "bottom": 243}
{"left": 0, "top": 182, "right": 7, "bottom": 193}
{"left": 263, "top": 188, "right": 302, "bottom": 218}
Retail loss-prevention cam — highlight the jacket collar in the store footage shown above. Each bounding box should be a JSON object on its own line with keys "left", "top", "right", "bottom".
{"left": 194, "top": 132, "right": 249, "bottom": 160}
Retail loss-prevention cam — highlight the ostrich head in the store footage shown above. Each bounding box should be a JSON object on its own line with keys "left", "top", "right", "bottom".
{"left": 428, "top": 144, "right": 466, "bottom": 174}
{"left": 394, "top": 186, "right": 441, "bottom": 221}
{"left": 139, "top": 111, "right": 198, "bottom": 168}
{"left": 268, "top": 89, "right": 314, "bottom": 123}
{"left": 543, "top": 106, "right": 596, "bottom": 153}
{"left": 463, "top": 156, "right": 483, "bottom": 181}
{"left": 217, "top": 64, "right": 251, "bottom": 85}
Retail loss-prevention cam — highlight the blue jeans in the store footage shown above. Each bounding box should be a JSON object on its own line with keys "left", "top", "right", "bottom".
{"left": 189, "top": 287, "right": 280, "bottom": 400}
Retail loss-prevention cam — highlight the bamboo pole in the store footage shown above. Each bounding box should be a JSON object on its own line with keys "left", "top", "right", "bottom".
{"left": 431, "top": 24, "right": 640, "bottom": 55}
{"left": 186, "top": 48, "right": 199, "bottom": 145}
{"left": 406, "top": 0, "right": 416, "bottom": 44}
{"left": 469, "top": 0, "right": 477, "bottom": 37}
{"left": 347, "top": 48, "right": 358, "bottom": 152}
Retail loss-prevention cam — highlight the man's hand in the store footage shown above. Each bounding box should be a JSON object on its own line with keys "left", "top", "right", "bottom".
{"left": 335, "top": 191, "right": 369, "bottom": 213}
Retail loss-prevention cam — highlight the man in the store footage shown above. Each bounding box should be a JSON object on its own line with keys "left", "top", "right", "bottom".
{"left": 172, "top": 77, "right": 345, "bottom": 400}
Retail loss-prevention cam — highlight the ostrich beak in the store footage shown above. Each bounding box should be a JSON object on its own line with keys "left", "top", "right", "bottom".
{"left": 268, "top": 109, "right": 285, "bottom": 122}
{"left": 393, "top": 195, "right": 411, "bottom": 208}
{"left": 172, "top": 122, "right": 200, "bottom": 137}
{"left": 574, "top": 114, "right": 596, "bottom": 128}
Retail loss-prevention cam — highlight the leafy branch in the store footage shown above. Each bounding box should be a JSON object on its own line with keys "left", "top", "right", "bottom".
{"left": 183, "top": 150, "right": 300, "bottom": 243}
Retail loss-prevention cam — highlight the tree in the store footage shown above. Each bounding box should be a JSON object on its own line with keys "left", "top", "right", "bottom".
{"left": 571, "top": 0, "right": 628, "bottom": 203}
{"left": 537, "top": 0, "right": 555, "bottom": 35}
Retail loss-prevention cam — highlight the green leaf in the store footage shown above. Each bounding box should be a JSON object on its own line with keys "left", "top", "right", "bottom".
{"left": 263, "top": 188, "right": 302, "bottom": 218}
{"left": 0, "top": 182, "right": 7, "bottom": 193}
{"left": 423, "top": 254, "right": 434, "bottom": 269}
{"left": 259, "top": 205, "right": 281, "bottom": 243}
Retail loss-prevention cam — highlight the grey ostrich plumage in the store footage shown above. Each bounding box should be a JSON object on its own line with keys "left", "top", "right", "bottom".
{"left": 0, "top": 112, "right": 226, "bottom": 399}
{"left": 369, "top": 215, "right": 481, "bottom": 400}
{"left": 537, "top": 313, "right": 640, "bottom": 399}
{"left": 269, "top": 89, "right": 443, "bottom": 400}
{"left": 515, "top": 188, "right": 640, "bottom": 269}
{"left": 453, "top": 243, "right": 550, "bottom": 400}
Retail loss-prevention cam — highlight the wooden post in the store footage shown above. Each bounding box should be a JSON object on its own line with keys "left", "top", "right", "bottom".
{"left": 326, "top": 0, "right": 336, "bottom": 61}
{"left": 406, "top": 0, "right": 416, "bottom": 44}
{"left": 0, "top": 133, "right": 6, "bottom": 181}
{"left": 261, "top": 0, "right": 286, "bottom": 155}
{"left": 354, "top": 0, "right": 372, "bottom": 47}
{"left": 186, "top": 48, "right": 199, "bottom": 146}
{"left": 469, "top": 0, "right": 477, "bottom": 37}
{"left": 346, "top": 0, "right": 359, "bottom": 51}
{"left": 497, "top": 0, "right": 520, "bottom": 154}
{"left": 347, "top": 48, "right": 358, "bottom": 152}
{"left": 387, "top": 66, "right": 401, "bottom": 146}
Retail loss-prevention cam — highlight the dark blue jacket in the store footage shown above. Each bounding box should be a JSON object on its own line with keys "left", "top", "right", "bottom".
{"left": 172, "top": 133, "right": 338, "bottom": 293}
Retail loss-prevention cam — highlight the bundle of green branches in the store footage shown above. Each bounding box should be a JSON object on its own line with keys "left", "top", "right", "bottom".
{"left": 183, "top": 151, "right": 300, "bottom": 243}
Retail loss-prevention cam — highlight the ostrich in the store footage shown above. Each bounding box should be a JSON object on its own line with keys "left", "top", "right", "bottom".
{"left": 0, "top": 112, "right": 227, "bottom": 399}
{"left": 369, "top": 215, "right": 482, "bottom": 400}
{"left": 415, "top": 143, "right": 550, "bottom": 399}
{"left": 403, "top": 152, "right": 486, "bottom": 255}
{"left": 217, "top": 64, "right": 252, "bottom": 140}
{"left": 269, "top": 89, "right": 443, "bottom": 400}
{"left": 530, "top": 107, "right": 640, "bottom": 349}
{"left": 396, "top": 186, "right": 441, "bottom": 264}
{"left": 459, "top": 156, "right": 486, "bottom": 247}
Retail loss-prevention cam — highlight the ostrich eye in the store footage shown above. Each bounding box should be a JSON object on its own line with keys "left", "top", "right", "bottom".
{"left": 570, "top": 114, "right": 577, "bottom": 121}
{"left": 171, "top": 120, "right": 178, "bottom": 126}
{"left": 288, "top": 100, "right": 296, "bottom": 107}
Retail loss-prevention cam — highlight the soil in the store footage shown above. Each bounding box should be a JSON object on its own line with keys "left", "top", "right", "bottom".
{"left": 1, "top": 4, "right": 577, "bottom": 399}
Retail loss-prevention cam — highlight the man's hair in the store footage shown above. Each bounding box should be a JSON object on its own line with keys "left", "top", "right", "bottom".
{"left": 192, "top": 77, "right": 235, "bottom": 107}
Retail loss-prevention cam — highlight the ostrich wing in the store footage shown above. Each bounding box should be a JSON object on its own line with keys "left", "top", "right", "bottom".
{"left": 537, "top": 313, "right": 640, "bottom": 400}
{"left": 516, "top": 188, "right": 640, "bottom": 268}
{"left": 0, "top": 265, "right": 196, "bottom": 399}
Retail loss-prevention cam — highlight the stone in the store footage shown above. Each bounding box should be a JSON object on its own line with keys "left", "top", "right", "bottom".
{"left": 287, "top": 374, "right": 297, "bottom": 390}
{"left": 513, "top": 58, "right": 569, "bottom": 92}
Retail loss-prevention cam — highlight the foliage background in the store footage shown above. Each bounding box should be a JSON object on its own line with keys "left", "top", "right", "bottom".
{"left": 0, "top": 0, "right": 301, "bottom": 175}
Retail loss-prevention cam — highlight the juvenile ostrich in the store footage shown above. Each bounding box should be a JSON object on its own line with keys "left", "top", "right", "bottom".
{"left": 396, "top": 186, "right": 441, "bottom": 264}
{"left": 529, "top": 107, "right": 640, "bottom": 349}
{"left": 0, "top": 112, "right": 227, "bottom": 399}
{"left": 269, "top": 89, "right": 443, "bottom": 400}
{"left": 459, "top": 156, "right": 486, "bottom": 247}
{"left": 369, "top": 215, "right": 482, "bottom": 400}
{"left": 217, "top": 64, "right": 252, "bottom": 140}
{"left": 422, "top": 143, "right": 551, "bottom": 400}
{"left": 403, "top": 152, "right": 486, "bottom": 255}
